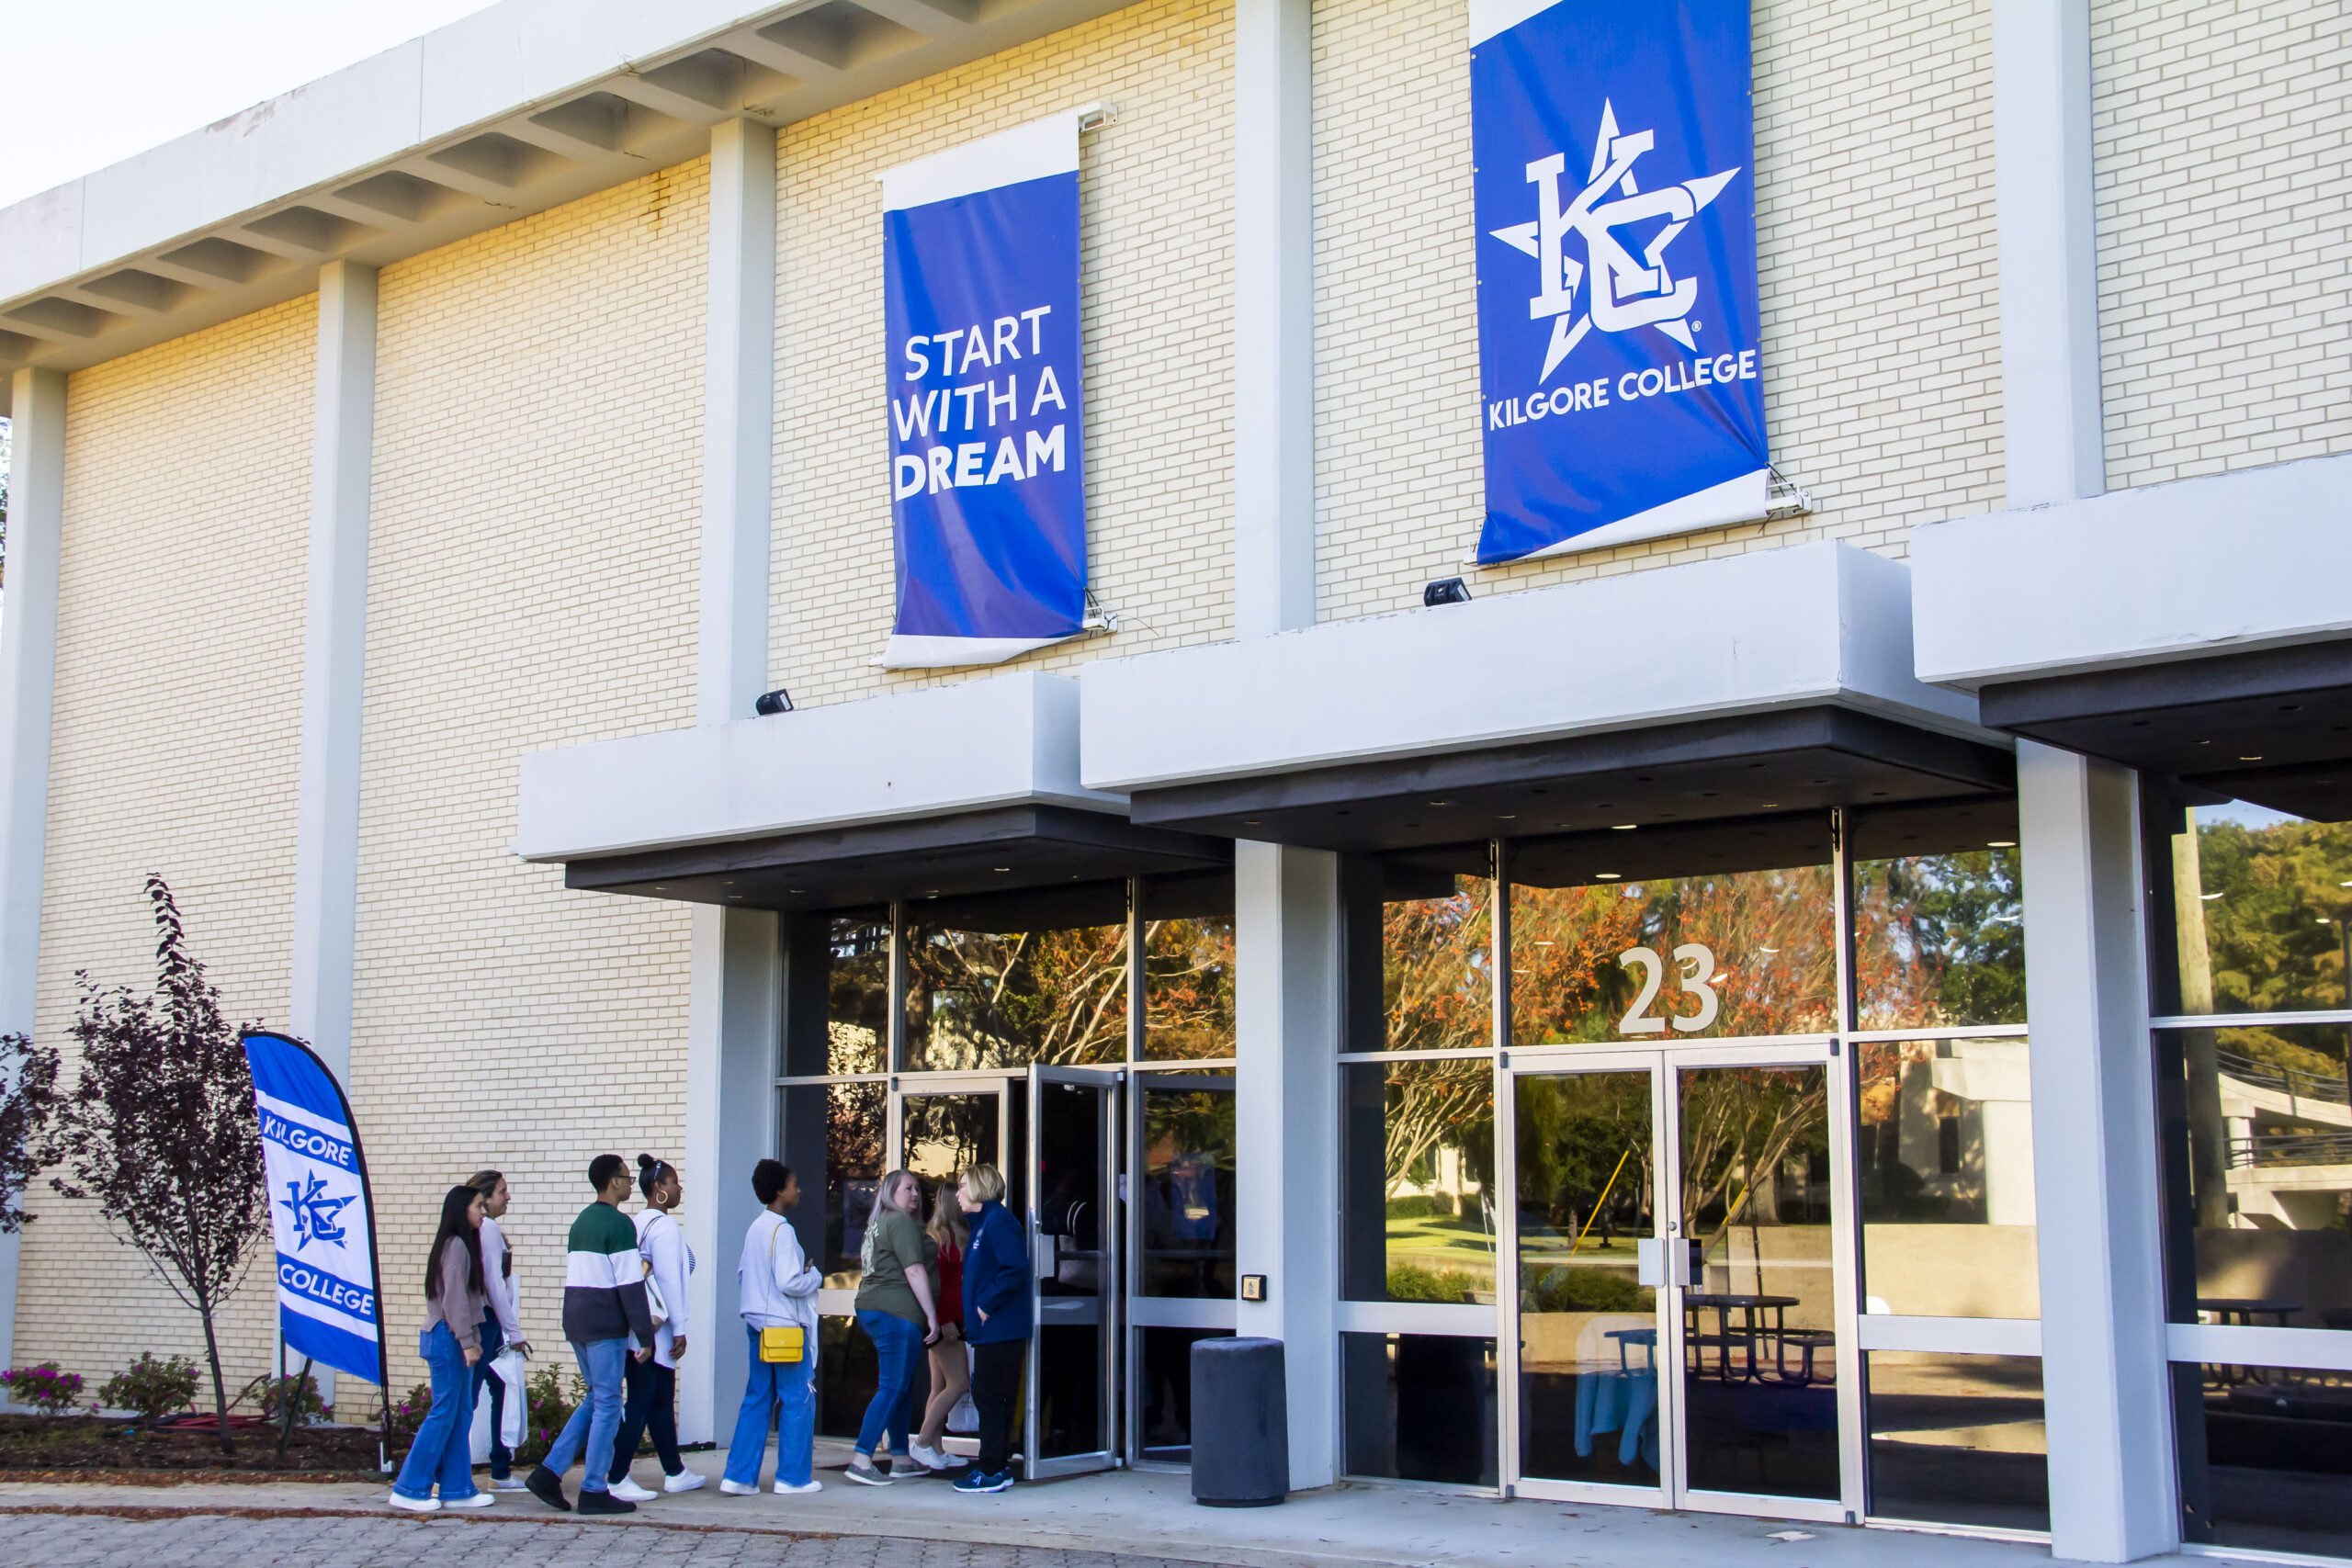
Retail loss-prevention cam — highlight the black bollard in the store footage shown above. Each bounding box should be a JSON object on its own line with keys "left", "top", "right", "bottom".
{"left": 1191, "top": 1337, "right": 1290, "bottom": 1506}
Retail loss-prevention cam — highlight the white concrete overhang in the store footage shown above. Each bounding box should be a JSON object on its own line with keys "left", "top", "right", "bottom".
{"left": 1912, "top": 454, "right": 2352, "bottom": 819}
{"left": 1080, "top": 542, "right": 2016, "bottom": 857}
{"left": 0, "top": 0, "right": 1136, "bottom": 412}
{"left": 518, "top": 671, "right": 1227, "bottom": 911}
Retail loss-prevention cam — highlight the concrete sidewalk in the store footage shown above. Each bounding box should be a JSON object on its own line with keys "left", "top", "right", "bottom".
{"left": 0, "top": 1438, "right": 2217, "bottom": 1568}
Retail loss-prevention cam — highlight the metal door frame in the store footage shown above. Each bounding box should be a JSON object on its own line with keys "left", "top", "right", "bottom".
{"left": 1026, "top": 1062, "right": 1125, "bottom": 1480}
{"left": 1499, "top": 1038, "right": 1860, "bottom": 1525}
{"left": 1125, "top": 1070, "right": 1239, "bottom": 1470}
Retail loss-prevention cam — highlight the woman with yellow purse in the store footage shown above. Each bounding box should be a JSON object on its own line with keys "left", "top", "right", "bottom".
{"left": 721, "top": 1158, "right": 824, "bottom": 1496}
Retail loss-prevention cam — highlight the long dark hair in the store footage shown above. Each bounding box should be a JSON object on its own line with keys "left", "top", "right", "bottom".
{"left": 424, "top": 1184, "right": 486, "bottom": 1301}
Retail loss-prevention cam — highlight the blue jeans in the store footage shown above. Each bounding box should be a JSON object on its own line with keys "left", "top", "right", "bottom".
{"left": 391, "top": 1322, "right": 479, "bottom": 1501}
{"left": 724, "top": 1323, "right": 815, "bottom": 1488}
{"left": 539, "top": 1337, "right": 628, "bottom": 1493}
{"left": 855, "top": 1309, "right": 923, "bottom": 1459}
{"left": 468, "top": 1316, "right": 512, "bottom": 1479}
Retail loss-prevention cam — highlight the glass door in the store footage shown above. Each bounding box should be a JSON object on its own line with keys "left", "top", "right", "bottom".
{"left": 1504, "top": 1043, "right": 1857, "bottom": 1522}
{"left": 1129, "top": 1072, "right": 1237, "bottom": 1465}
{"left": 1027, "top": 1064, "right": 1122, "bottom": 1478}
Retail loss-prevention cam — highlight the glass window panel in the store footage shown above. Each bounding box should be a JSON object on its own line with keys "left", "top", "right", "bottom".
{"left": 1678, "top": 1064, "right": 1839, "bottom": 1501}
{"left": 817, "top": 1314, "right": 878, "bottom": 1439}
{"left": 1138, "top": 1072, "right": 1236, "bottom": 1298}
{"left": 826, "top": 916, "right": 889, "bottom": 1074}
{"left": 1340, "top": 1333, "right": 1499, "bottom": 1486}
{"left": 781, "top": 1081, "right": 882, "bottom": 1289}
{"left": 1143, "top": 874, "right": 1236, "bottom": 1062}
{"left": 1511, "top": 866, "right": 1837, "bottom": 1044}
{"left": 1381, "top": 874, "right": 1495, "bottom": 1054}
{"left": 2152, "top": 794, "right": 2352, "bottom": 1016}
{"left": 1135, "top": 1326, "right": 1231, "bottom": 1463}
{"left": 1865, "top": 1352, "right": 2049, "bottom": 1530}
{"left": 1852, "top": 848, "right": 2026, "bottom": 1031}
{"left": 2159, "top": 1023, "right": 2352, "bottom": 1328}
{"left": 2177, "top": 1361, "right": 2352, "bottom": 1555}
{"left": 1858, "top": 1038, "right": 2040, "bottom": 1318}
{"left": 1513, "top": 1070, "right": 1660, "bottom": 1487}
{"left": 900, "top": 1091, "right": 1000, "bottom": 1213}
{"left": 904, "top": 920, "right": 1127, "bottom": 1070}
{"left": 1341, "top": 1058, "right": 1497, "bottom": 1302}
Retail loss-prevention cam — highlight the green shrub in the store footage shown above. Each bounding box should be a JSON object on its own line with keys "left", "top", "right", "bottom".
{"left": 3, "top": 1362, "right": 85, "bottom": 1415}
{"left": 514, "top": 1362, "right": 583, "bottom": 1467}
{"left": 1524, "top": 1264, "right": 1654, "bottom": 1314}
{"left": 1385, "top": 1263, "right": 1484, "bottom": 1303}
{"left": 1385, "top": 1195, "right": 1435, "bottom": 1220}
{"left": 235, "top": 1369, "right": 325, "bottom": 1424}
{"left": 387, "top": 1382, "right": 435, "bottom": 1448}
{"left": 99, "top": 1353, "right": 198, "bottom": 1422}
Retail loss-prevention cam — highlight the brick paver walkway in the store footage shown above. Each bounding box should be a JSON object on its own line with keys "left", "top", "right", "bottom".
{"left": 0, "top": 1508, "right": 1232, "bottom": 1568}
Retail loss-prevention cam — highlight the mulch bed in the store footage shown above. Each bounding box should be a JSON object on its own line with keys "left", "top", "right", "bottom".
{"left": 0, "top": 1415, "right": 384, "bottom": 1482}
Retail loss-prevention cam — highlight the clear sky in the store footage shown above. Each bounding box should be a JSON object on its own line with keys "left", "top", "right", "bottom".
{"left": 0, "top": 0, "right": 497, "bottom": 209}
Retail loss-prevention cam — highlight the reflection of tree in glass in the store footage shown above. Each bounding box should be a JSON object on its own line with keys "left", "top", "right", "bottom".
{"left": 1514, "top": 1073, "right": 1653, "bottom": 1239}
{"left": 1679, "top": 1066, "right": 1827, "bottom": 1240}
{"left": 1853, "top": 850, "right": 2025, "bottom": 1030}
{"left": 2191, "top": 817, "right": 2352, "bottom": 1021}
{"left": 1513, "top": 867, "right": 1837, "bottom": 1041}
{"left": 1144, "top": 917, "right": 1236, "bottom": 1060}
{"left": 829, "top": 921, "right": 889, "bottom": 1072}
{"left": 825, "top": 1080, "right": 884, "bottom": 1279}
{"left": 1379, "top": 1055, "right": 1494, "bottom": 1201}
{"left": 1384, "top": 881, "right": 1493, "bottom": 1053}
{"left": 907, "top": 924, "right": 1129, "bottom": 1068}
{"left": 901, "top": 1094, "right": 994, "bottom": 1183}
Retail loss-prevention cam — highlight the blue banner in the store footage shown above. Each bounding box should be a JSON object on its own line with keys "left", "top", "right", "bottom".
{"left": 243, "top": 1032, "right": 385, "bottom": 1390}
{"left": 1472, "top": 1, "right": 1768, "bottom": 564}
{"left": 881, "top": 116, "right": 1089, "bottom": 669}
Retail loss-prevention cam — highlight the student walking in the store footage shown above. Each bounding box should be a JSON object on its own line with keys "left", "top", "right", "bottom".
{"left": 389, "top": 1185, "right": 497, "bottom": 1513}
{"left": 847, "top": 1168, "right": 941, "bottom": 1486}
{"left": 607, "top": 1155, "right": 704, "bottom": 1500}
{"left": 907, "top": 1179, "right": 970, "bottom": 1473}
{"left": 467, "top": 1169, "right": 530, "bottom": 1492}
{"left": 527, "top": 1155, "right": 656, "bottom": 1515}
{"left": 953, "top": 1164, "right": 1032, "bottom": 1495}
{"left": 722, "top": 1158, "right": 824, "bottom": 1496}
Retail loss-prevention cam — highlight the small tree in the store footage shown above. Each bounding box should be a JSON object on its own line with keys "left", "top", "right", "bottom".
{"left": 0, "top": 1032, "right": 59, "bottom": 1232}
{"left": 47, "top": 876, "right": 266, "bottom": 1450}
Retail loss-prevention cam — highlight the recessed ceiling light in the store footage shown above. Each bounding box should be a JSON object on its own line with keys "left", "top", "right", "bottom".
{"left": 1498, "top": 814, "right": 1516, "bottom": 819}
{"left": 654, "top": 886, "right": 670, "bottom": 891}
{"left": 1596, "top": 873, "right": 1622, "bottom": 881}
{"left": 1761, "top": 803, "right": 1779, "bottom": 808}
{"left": 1758, "top": 947, "right": 1779, "bottom": 954}
{"left": 2201, "top": 892, "right": 2223, "bottom": 900}
{"left": 993, "top": 867, "right": 1011, "bottom": 873}
{"left": 1244, "top": 818, "right": 1261, "bottom": 825}
{"left": 1534, "top": 940, "right": 1555, "bottom": 946}
{"left": 1612, "top": 823, "right": 1638, "bottom": 831}
{"left": 2240, "top": 756, "right": 2263, "bottom": 761}
{"left": 1430, "top": 800, "right": 1451, "bottom": 807}
{"left": 1987, "top": 840, "right": 2016, "bottom": 848}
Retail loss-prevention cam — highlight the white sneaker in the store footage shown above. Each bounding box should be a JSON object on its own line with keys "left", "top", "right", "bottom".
{"left": 388, "top": 1491, "right": 441, "bottom": 1513}
{"left": 443, "top": 1493, "right": 495, "bottom": 1509}
{"left": 491, "top": 1476, "right": 528, "bottom": 1491}
{"left": 718, "top": 1478, "right": 762, "bottom": 1496}
{"left": 905, "top": 1441, "right": 955, "bottom": 1472}
{"left": 663, "top": 1471, "right": 708, "bottom": 1494}
{"left": 607, "top": 1477, "right": 661, "bottom": 1503}
{"left": 774, "top": 1479, "right": 822, "bottom": 1495}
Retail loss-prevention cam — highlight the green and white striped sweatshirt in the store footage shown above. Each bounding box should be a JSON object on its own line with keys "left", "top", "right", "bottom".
{"left": 561, "top": 1201, "right": 655, "bottom": 1345}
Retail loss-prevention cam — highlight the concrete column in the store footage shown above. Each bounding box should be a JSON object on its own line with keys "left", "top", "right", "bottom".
{"left": 1233, "top": 840, "right": 1340, "bottom": 1488}
{"left": 288, "top": 262, "right": 378, "bottom": 1085}
{"left": 1994, "top": 0, "right": 2105, "bottom": 506}
{"left": 2018, "top": 739, "right": 2174, "bottom": 1560}
{"left": 679, "top": 117, "right": 780, "bottom": 1446}
{"left": 1232, "top": 0, "right": 1316, "bottom": 637}
{"left": 0, "top": 367, "right": 65, "bottom": 1383}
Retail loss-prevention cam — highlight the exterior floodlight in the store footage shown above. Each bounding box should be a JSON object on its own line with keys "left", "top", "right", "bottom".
{"left": 1424, "top": 577, "right": 1473, "bottom": 606}
{"left": 754, "top": 688, "right": 794, "bottom": 716}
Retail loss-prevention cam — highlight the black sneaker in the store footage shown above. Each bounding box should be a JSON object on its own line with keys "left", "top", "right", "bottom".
{"left": 577, "top": 1488, "right": 638, "bottom": 1515}
{"left": 526, "top": 1464, "right": 571, "bottom": 1512}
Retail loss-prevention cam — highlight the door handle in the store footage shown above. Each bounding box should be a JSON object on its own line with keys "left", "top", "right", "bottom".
{"left": 1636, "top": 1237, "right": 1663, "bottom": 1288}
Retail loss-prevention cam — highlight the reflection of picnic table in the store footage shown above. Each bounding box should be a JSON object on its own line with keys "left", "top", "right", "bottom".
{"left": 1683, "top": 1294, "right": 1804, "bottom": 1383}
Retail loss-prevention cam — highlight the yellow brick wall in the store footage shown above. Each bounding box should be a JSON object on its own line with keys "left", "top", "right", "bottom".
{"left": 356, "top": 163, "right": 707, "bottom": 1372}
{"left": 1310, "top": 0, "right": 2004, "bottom": 619}
{"left": 771, "top": 0, "right": 1235, "bottom": 705}
{"left": 19, "top": 295, "right": 316, "bottom": 1394}
{"left": 2093, "top": 0, "right": 2352, "bottom": 489}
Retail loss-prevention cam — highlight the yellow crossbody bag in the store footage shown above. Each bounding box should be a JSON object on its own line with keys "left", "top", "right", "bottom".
{"left": 759, "top": 1224, "right": 805, "bottom": 1363}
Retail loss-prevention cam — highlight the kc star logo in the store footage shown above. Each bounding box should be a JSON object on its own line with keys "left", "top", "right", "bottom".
{"left": 1488, "top": 99, "right": 1742, "bottom": 384}
{"left": 280, "top": 1172, "right": 355, "bottom": 1251}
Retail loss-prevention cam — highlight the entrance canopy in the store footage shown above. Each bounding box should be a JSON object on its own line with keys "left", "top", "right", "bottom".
{"left": 1914, "top": 454, "right": 2352, "bottom": 818}
{"left": 517, "top": 671, "right": 1228, "bottom": 911}
{"left": 1081, "top": 543, "right": 2010, "bottom": 852}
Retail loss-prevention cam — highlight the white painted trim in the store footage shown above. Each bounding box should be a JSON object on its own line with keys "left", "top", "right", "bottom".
{"left": 1856, "top": 1314, "right": 2043, "bottom": 1357}
{"left": 699, "top": 119, "right": 775, "bottom": 726}
{"left": 0, "top": 367, "right": 64, "bottom": 1387}
{"left": 2168, "top": 1324, "right": 2352, "bottom": 1374}
{"left": 1231, "top": 0, "right": 1316, "bottom": 638}
{"left": 1127, "top": 1296, "right": 1237, "bottom": 1330}
{"left": 1486, "top": 469, "right": 1770, "bottom": 566}
{"left": 1467, "top": 0, "right": 1559, "bottom": 47}
{"left": 1333, "top": 1299, "right": 1498, "bottom": 1337}
{"left": 2152, "top": 1009, "right": 2352, "bottom": 1032}
{"left": 879, "top": 631, "right": 1079, "bottom": 670}
{"left": 1993, "top": 0, "right": 2103, "bottom": 507}
{"left": 876, "top": 110, "right": 1081, "bottom": 210}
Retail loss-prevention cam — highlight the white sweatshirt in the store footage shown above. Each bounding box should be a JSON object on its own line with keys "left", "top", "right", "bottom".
{"left": 633, "top": 1207, "right": 695, "bottom": 1369}
{"left": 479, "top": 1215, "right": 523, "bottom": 1339}
{"left": 738, "top": 1209, "right": 821, "bottom": 1339}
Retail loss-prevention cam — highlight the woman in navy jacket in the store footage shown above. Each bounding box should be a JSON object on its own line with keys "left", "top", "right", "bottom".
{"left": 953, "top": 1163, "right": 1032, "bottom": 1493}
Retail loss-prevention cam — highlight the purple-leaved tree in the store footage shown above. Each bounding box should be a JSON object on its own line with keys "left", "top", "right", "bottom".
{"left": 47, "top": 876, "right": 266, "bottom": 1450}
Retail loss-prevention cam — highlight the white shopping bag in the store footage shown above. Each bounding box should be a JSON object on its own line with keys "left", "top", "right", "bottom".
{"left": 469, "top": 1347, "right": 529, "bottom": 1461}
{"left": 946, "top": 1341, "right": 978, "bottom": 1435}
